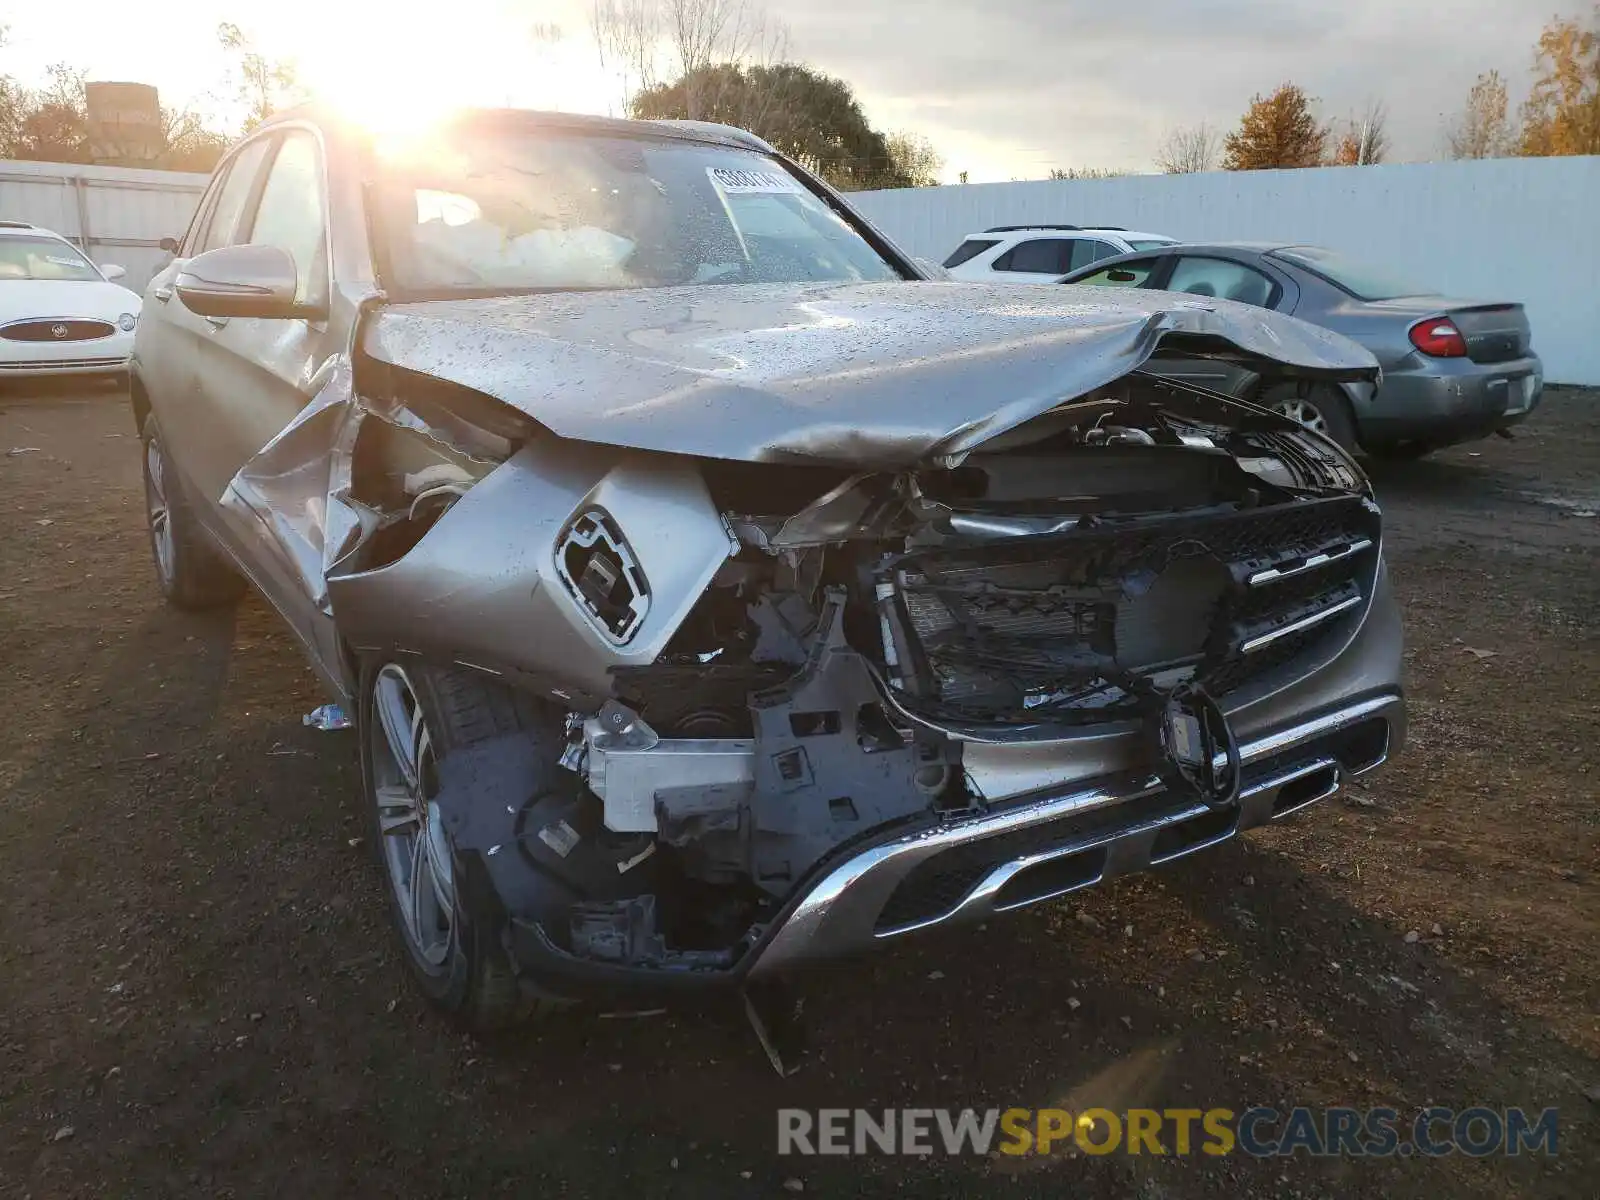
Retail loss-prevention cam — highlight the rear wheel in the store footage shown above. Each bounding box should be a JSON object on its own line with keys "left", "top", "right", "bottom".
{"left": 362, "top": 660, "right": 568, "bottom": 1031}
{"left": 1259, "top": 383, "right": 1358, "bottom": 452}
{"left": 140, "top": 417, "right": 245, "bottom": 610}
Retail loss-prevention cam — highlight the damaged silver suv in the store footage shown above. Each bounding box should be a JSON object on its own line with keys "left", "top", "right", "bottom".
{"left": 131, "top": 107, "right": 1404, "bottom": 1037}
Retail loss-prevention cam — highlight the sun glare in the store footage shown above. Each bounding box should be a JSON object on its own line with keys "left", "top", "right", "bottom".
{"left": 292, "top": 12, "right": 620, "bottom": 140}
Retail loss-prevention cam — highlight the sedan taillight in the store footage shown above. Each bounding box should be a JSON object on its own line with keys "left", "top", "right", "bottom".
{"left": 1409, "top": 317, "right": 1467, "bottom": 358}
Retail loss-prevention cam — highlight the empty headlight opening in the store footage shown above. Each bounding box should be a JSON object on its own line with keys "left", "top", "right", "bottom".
{"left": 558, "top": 509, "right": 651, "bottom": 643}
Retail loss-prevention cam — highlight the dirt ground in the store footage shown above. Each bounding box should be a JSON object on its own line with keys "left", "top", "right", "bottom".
{"left": 1, "top": 384, "right": 1596, "bottom": 1199}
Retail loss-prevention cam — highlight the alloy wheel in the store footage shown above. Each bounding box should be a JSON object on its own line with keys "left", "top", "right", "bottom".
{"left": 370, "top": 664, "right": 457, "bottom": 971}
{"left": 143, "top": 436, "right": 175, "bottom": 588}
{"left": 1269, "top": 395, "right": 1331, "bottom": 437}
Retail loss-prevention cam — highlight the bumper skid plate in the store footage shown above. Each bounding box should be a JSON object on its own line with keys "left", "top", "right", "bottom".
{"left": 746, "top": 693, "right": 1400, "bottom": 976}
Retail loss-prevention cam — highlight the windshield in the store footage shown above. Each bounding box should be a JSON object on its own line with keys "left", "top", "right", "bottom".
{"left": 1272, "top": 245, "right": 1430, "bottom": 301}
{"left": 371, "top": 126, "right": 904, "bottom": 296}
{"left": 0, "top": 236, "right": 100, "bottom": 282}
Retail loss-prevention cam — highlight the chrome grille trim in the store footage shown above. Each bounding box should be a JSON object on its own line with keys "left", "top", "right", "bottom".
{"left": 1248, "top": 538, "right": 1373, "bottom": 586}
{"left": 1240, "top": 593, "right": 1363, "bottom": 654}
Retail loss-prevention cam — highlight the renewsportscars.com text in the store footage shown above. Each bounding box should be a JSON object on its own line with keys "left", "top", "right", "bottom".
{"left": 777, "top": 1106, "right": 1560, "bottom": 1158}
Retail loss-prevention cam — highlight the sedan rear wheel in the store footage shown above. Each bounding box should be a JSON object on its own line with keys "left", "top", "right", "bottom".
{"left": 1260, "top": 383, "right": 1358, "bottom": 452}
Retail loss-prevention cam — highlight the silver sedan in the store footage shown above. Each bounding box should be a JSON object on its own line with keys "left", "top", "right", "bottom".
{"left": 1059, "top": 241, "right": 1543, "bottom": 458}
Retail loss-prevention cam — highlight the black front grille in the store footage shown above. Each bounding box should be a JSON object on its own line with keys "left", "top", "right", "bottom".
{"left": 890, "top": 496, "right": 1380, "bottom": 723}
{"left": 1, "top": 319, "right": 115, "bottom": 342}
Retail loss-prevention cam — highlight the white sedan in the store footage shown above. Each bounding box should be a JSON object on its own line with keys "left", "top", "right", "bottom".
{"left": 0, "top": 221, "right": 141, "bottom": 380}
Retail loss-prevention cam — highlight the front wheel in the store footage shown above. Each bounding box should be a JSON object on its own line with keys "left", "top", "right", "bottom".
{"left": 1259, "top": 383, "right": 1358, "bottom": 452}
{"left": 361, "top": 660, "right": 568, "bottom": 1031}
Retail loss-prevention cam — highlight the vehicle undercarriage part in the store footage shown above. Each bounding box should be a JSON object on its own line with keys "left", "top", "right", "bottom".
{"left": 581, "top": 700, "right": 754, "bottom": 833}
{"left": 571, "top": 589, "right": 963, "bottom": 893}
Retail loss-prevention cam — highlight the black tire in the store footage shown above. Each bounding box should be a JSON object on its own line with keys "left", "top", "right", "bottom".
{"left": 140, "top": 416, "right": 246, "bottom": 610}
{"left": 360, "top": 660, "right": 569, "bottom": 1032}
{"left": 1258, "top": 383, "right": 1359, "bottom": 453}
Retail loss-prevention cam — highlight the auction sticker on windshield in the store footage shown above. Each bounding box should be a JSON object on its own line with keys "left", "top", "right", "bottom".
{"left": 707, "top": 166, "right": 804, "bottom": 194}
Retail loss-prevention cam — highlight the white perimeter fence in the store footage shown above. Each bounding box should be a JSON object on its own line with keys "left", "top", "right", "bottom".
{"left": 0, "top": 159, "right": 208, "bottom": 293}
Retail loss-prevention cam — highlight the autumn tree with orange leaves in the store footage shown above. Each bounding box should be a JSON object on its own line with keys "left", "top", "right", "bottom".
{"left": 1223, "top": 83, "right": 1328, "bottom": 170}
{"left": 1519, "top": 6, "right": 1600, "bottom": 156}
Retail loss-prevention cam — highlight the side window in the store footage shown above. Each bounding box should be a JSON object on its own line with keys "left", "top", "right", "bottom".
{"left": 993, "top": 238, "right": 1073, "bottom": 274}
{"left": 181, "top": 172, "right": 229, "bottom": 257}
{"left": 1069, "top": 239, "right": 1119, "bottom": 271}
{"left": 197, "top": 139, "right": 274, "bottom": 254}
{"left": 942, "top": 238, "right": 998, "bottom": 268}
{"left": 242, "top": 132, "right": 328, "bottom": 307}
{"left": 1166, "top": 256, "right": 1277, "bottom": 307}
{"left": 1068, "top": 256, "right": 1160, "bottom": 287}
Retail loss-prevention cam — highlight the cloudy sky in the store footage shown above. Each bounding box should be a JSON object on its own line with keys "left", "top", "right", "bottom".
{"left": 0, "top": 0, "right": 1579, "bottom": 181}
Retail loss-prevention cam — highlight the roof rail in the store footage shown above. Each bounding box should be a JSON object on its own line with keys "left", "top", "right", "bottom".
{"left": 984, "top": 224, "right": 1079, "bottom": 233}
{"left": 0, "top": 219, "right": 35, "bottom": 229}
{"left": 1093, "top": 226, "right": 1127, "bottom": 231}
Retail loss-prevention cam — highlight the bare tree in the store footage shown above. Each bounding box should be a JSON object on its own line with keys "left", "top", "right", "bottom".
{"left": 883, "top": 130, "right": 943, "bottom": 186}
{"left": 1155, "top": 122, "right": 1220, "bottom": 173}
{"left": 1047, "top": 166, "right": 1128, "bottom": 180}
{"left": 1331, "top": 98, "right": 1390, "bottom": 165}
{"left": 216, "top": 22, "right": 301, "bottom": 133}
{"left": 1444, "top": 70, "right": 1517, "bottom": 159}
{"left": 591, "top": 0, "right": 788, "bottom": 118}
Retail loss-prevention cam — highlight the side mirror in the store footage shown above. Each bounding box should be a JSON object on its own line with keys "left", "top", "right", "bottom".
{"left": 158, "top": 236, "right": 179, "bottom": 254}
{"left": 175, "top": 244, "right": 319, "bottom": 320}
{"left": 100, "top": 263, "right": 127, "bottom": 281}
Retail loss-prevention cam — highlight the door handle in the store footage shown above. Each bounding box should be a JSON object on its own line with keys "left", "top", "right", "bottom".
{"left": 153, "top": 286, "right": 172, "bottom": 302}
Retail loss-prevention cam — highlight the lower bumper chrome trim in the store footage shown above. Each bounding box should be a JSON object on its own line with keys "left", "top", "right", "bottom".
{"left": 746, "top": 693, "right": 1402, "bottom": 976}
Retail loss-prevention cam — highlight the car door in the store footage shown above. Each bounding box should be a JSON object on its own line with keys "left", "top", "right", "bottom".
{"left": 1164, "top": 255, "right": 1289, "bottom": 310}
{"left": 1066, "top": 238, "right": 1121, "bottom": 273}
{"left": 139, "top": 136, "right": 277, "bottom": 495}
{"left": 1146, "top": 255, "right": 1296, "bottom": 395}
{"left": 192, "top": 128, "right": 345, "bottom": 659}
{"left": 989, "top": 237, "right": 1077, "bottom": 282}
{"left": 1063, "top": 255, "right": 1165, "bottom": 289}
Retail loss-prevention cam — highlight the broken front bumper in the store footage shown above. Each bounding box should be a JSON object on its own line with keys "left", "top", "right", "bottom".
{"left": 745, "top": 690, "right": 1402, "bottom": 977}
{"left": 502, "top": 689, "right": 1403, "bottom": 997}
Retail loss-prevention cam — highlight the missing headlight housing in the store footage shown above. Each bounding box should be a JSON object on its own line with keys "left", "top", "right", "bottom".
{"left": 558, "top": 509, "right": 650, "bottom": 643}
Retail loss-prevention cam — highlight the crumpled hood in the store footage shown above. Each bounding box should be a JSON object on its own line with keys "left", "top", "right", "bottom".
{"left": 363, "top": 281, "right": 1378, "bottom": 466}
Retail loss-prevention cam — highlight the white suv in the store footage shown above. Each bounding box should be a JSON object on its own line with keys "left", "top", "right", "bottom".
{"left": 942, "top": 226, "right": 1178, "bottom": 283}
